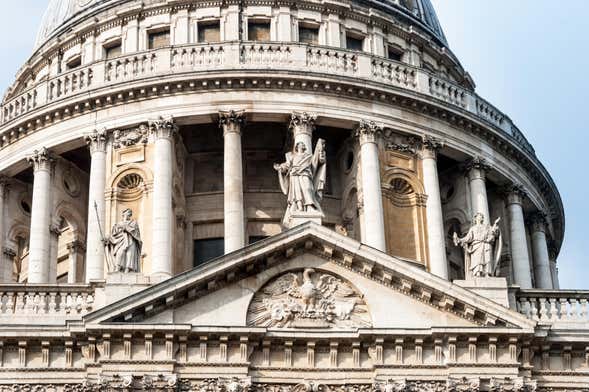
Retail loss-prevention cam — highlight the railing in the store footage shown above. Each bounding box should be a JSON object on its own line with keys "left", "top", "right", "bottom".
{"left": 516, "top": 290, "right": 589, "bottom": 325}
{"left": 0, "top": 42, "right": 535, "bottom": 155}
{"left": 0, "top": 284, "right": 97, "bottom": 320}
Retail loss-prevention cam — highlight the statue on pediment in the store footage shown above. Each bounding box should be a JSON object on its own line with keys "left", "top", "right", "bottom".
{"left": 247, "top": 268, "right": 371, "bottom": 329}
{"left": 106, "top": 208, "right": 142, "bottom": 273}
{"left": 453, "top": 213, "right": 502, "bottom": 279}
{"left": 274, "top": 139, "right": 326, "bottom": 226}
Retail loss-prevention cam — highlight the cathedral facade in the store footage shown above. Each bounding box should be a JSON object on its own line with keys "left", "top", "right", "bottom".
{"left": 0, "top": 0, "right": 585, "bottom": 391}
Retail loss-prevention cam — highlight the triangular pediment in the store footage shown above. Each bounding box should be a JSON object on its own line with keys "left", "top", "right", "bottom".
{"left": 82, "top": 223, "right": 535, "bottom": 333}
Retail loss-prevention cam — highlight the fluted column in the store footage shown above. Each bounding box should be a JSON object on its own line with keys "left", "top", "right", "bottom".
{"left": 530, "top": 212, "right": 553, "bottom": 289}
{"left": 465, "top": 157, "right": 491, "bottom": 222}
{"left": 84, "top": 129, "right": 107, "bottom": 282}
{"left": 0, "top": 178, "right": 9, "bottom": 282}
{"left": 506, "top": 185, "right": 533, "bottom": 289}
{"left": 149, "top": 116, "right": 178, "bottom": 278}
{"left": 421, "top": 137, "right": 448, "bottom": 279}
{"left": 219, "top": 110, "right": 246, "bottom": 253}
{"left": 26, "top": 148, "right": 55, "bottom": 284}
{"left": 355, "top": 121, "right": 386, "bottom": 252}
{"left": 289, "top": 112, "right": 316, "bottom": 152}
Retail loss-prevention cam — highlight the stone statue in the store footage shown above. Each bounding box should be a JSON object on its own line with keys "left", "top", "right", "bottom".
{"left": 106, "top": 208, "right": 142, "bottom": 273}
{"left": 453, "top": 213, "right": 502, "bottom": 279}
{"left": 274, "top": 139, "right": 326, "bottom": 226}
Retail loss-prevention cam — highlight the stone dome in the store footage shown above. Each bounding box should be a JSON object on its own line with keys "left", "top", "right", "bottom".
{"left": 35, "top": 0, "right": 448, "bottom": 49}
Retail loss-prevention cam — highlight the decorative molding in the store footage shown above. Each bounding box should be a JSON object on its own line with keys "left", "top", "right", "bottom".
{"left": 112, "top": 125, "right": 148, "bottom": 149}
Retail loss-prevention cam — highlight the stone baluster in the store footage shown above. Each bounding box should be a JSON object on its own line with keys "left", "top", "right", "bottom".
{"left": 420, "top": 136, "right": 448, "bottom": 279}
{"left": 505, "top": 185, "right": 533, "bottom": 289}
{"left": 529, "top": 212, "right": 553, "bottom": 289}
{"left": 355, "top": 121, "right": 386, "bottom": 252}
{"left": 84, "top": 129, "right": 107, "bottom": 282}
{"left": 465, "top": 157, "right": 491, "bottom": 222}
{"left": 26, "top": 148, "right": 55, "bottom": 284}
{"left": 219, "top": 110, "right": 246, "bottom": 253}
{"left": 149, "top": 116, "right": 178, "bottom": 278}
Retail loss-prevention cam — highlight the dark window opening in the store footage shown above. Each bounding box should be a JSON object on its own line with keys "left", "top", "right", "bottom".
{"left": 387, "top": 47, "right": 402, "bottom": 61}
{"left": 248, "top": 21, "right": 271, "bottom": 41}
{"left": 346, "top": 35, "right": 364, "bottom": 51}
{"left": 148, "top": 29, "right": 170, "bottom": 49}
{"left": 194, "top": 238, "right": 224, "bottom": 267}
{"left": 198, "top": 21, "right": 221, "bottom": 43}
{"left": 298, "top": 26, "right": 319, "bottom": 44}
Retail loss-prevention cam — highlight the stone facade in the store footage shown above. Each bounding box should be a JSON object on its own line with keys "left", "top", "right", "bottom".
{"left": 0, "top": 0, "right": 582, "bottom": 390}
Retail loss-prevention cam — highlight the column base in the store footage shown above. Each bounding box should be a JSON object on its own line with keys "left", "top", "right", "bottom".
{"left": 454, "top": 277, "right": 509, "bottom": 307}
{"left": 286, "top": 211, "right": 323, "bottom": 229}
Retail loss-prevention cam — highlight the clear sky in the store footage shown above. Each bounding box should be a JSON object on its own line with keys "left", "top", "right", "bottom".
{"left": 0, "top": 1, "right": 587, "bottom": 288}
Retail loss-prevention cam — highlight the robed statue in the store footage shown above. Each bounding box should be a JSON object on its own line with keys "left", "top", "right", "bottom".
{"left": 106, "top": 208, "right": 142, "bottom": 273}
{"left": 453, "top": 213, "right": 502, "bottom": 279}
{"left": 274, "top": 140, "right": 327, "bottom": 226}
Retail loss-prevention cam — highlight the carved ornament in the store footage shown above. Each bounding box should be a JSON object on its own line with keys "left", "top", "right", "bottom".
{"left": 247, "top": 268, "right": 371, "bottom": 329}
{"left": 112, "top": 125, "right": 148, "bottom": 149}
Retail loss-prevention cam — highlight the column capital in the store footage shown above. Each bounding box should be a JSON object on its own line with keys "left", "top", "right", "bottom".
{"left": 289, "top": 111, "right": 316, "bottom": 136}
{"left": 528, "top": 211, "right": 549, "bottom": 233}
{"left": 420, "top": 135, "right": 444, "bottom": 159}
{"left": 504, "top": 183, "right": 527, "bottom": 205}
{"left": 464, "top": 156, "right": 491, "bottom": 177}
{"left": 219, "top": 110, "right": 246, "bottom": 136}
{"left": 149, "top": 115, "right": 178, "bottom": 140}
{"left": 26, "top": 148, "right": 55, "bottom": 173}
{"left": 354, "top": 120, "right": 383, "bottom": 145}
{"left": 85, "top": 128, "right": 108, "bottom": 154}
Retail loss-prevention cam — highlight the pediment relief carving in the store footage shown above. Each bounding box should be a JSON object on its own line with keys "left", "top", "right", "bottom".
{"left": 247, "top": 268, "right": 371, "bottom": 329}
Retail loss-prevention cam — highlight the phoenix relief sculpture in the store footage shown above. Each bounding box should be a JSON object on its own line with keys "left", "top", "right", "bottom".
{"left": 247, "top": 268, "right": 371, "bottom": 328}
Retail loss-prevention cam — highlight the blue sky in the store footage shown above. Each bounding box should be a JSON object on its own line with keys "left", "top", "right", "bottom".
{"left": 0, "top": 1, "right": 587, "bottom": 288}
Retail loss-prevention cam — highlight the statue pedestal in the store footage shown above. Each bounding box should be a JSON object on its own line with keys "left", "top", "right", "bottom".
{"left": 102, "top": 272, "right": 152, "bottom": 305}
{"left": 287, "top": 211, "right": 323, "bottom": 228}
{"left": 454, "top": 277, "right": 509, "bottom": 307}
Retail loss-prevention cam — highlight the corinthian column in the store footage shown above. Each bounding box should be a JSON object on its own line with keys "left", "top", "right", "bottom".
{"left": 421, "top": 137, "right": 448, "bottom": 279}
{"left": 355, "top": 121, "right": 386, "bottom": 252}
{"left": 465, "top": 157, "right": 491, "bottom": 222}
{"left": 84, "top": 129, "right": 107, "bottom": 282}
{"left": 290, "top": 112, "right": 317, "bottom": 152}
{"left": 219, "top": 110, "right": 246, "bottom": 253}
{"left": 530, "top": 212, "right": 553, "bottom": 289}
{"left": 26, "top": 148, "right": 55, "bottom": 284}
{"left": 149, "top": 116, "right": 178, "bottom": 278}
{"left": 506, "top": 185, "right": 533, "bottom": 289}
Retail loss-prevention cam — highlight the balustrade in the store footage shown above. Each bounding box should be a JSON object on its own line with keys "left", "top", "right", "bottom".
{"left": 0, "top": 42, "right": 535, "bottom": 156}
{"left": 0, "top": 284, "right": 97, "bottom": 318}
{"left": 372, "top": 59, "right": 417, "bottom": 89}
{"left": 516, "top": 290, "right": 589, "bottom": 324}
